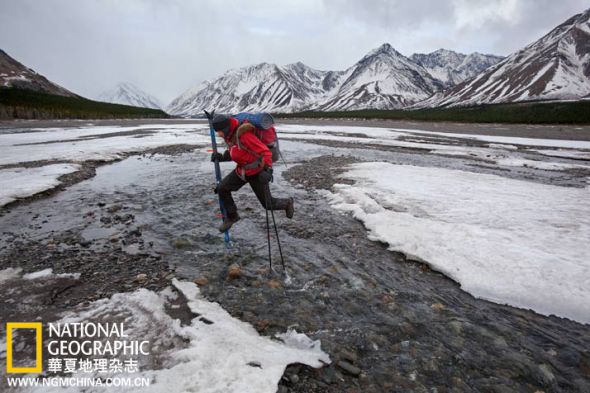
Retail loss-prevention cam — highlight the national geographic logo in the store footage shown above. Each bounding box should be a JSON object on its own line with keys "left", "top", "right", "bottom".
{"left": 5, "top": 322, "right": 43, "bottom": 373}
{"left": 4, "top": 322, "right": 149, "bottom": 376}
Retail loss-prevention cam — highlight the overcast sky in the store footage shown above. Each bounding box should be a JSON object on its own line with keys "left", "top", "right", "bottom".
{"left": 1, "top": 0, "right": 588, "bottom": 105}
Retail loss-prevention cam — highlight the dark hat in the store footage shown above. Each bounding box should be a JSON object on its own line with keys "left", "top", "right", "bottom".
{"left": 212, "top": 114, "right": 231, "bottom": 136}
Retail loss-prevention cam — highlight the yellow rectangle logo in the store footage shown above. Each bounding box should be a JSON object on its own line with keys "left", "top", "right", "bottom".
{"left": 6, "top": 322, "right": 42, "bottom": 373}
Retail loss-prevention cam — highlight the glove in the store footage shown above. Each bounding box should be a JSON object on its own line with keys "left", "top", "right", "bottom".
{"left": 211, "top": 152, "right": 223, "bottom": 162}
{"left": 258, "top": 167, "right": 273, "bottom": 184}
{"left": 211, "top": 151, "right": 223, "bottom": 162}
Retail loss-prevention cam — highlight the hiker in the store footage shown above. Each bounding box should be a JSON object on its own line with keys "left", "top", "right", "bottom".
{"left": 210, "top": 114, "right": 294, "bottom": 232}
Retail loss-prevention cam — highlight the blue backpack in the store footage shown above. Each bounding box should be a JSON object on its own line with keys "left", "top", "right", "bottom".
{"left": 233, "top": 112, "right": 282, "bottom": 163}
{"left": 233, "top": 112, "right": 274, "bottom": 130}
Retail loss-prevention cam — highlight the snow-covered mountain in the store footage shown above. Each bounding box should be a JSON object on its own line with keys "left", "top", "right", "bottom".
{"left": 0, "top": 49, "right": 77, "bottom": 97}
{"left": 319, "top": 44, "right": 442, "bottom": 110}
{"left": 424, "top": 8, "right": 590, "bottom": 107}
{"left": 410, "top": 49, "right": 503, "bottom": 87}
{"left": 167, "top": 62, "right": 335, "bottom": 115}
{"left": 97, "top": 82, "right": 162, "bottom": 109}
{"left": 167, "top": 44, "right": 443, "bottom": 115}
{"left": 169, "top": 3, "right": 590, "bottom": 117}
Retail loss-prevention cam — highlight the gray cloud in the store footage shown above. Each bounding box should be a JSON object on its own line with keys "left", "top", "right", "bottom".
{"left": 0, "top": 0, "right": 588, "bottom": 105}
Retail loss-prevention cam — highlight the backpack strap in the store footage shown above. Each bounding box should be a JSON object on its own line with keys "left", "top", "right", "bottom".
{"left": 232, "top": 122, "right": 256, "bottom": 149}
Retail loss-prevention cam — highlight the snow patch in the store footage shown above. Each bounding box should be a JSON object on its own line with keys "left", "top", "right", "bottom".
{"left": 23, "top": 268, "right": 81, "bottom": 280}
{"left": 533, "top": 149, "right": 590, "bottom": 160}
{"left": 0, "top": 164, "right": 81, "bottom": 207}
{"left": 0, "top": 267, "right": 22, "bottom": 284}
{"left": 496, "top": 158, "right": 590, "bottom": 171}
{"left": 327, "top": 162, "right": 590, "bottom": 324}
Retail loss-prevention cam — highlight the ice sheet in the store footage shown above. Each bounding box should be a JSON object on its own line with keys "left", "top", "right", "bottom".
{"left": 0, "top": 164, "right": 81, "bottom": 207}
{"left": 277, "top": 123, "right": 590, "bottom": 149}
{"left": 390, "top": 127, "right": 590, "bottom": 149}
{"left": 326, "top": 162, "right": 590, "bottom": 324}
{"left": 496, "top": 158, "right": 590, "bottom": 171}
{"left": 533, "top": 149, "right": 590, "bottom": 160}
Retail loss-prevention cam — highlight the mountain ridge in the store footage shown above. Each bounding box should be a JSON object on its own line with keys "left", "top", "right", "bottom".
{"left": 167, "top": 44, "right": 500, "bottom": 116}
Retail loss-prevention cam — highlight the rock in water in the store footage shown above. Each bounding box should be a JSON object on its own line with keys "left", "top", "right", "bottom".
{"left": 267, "top": 279, "right": 282, "bottom": 289}
{"left": 228, "top": 264, "right": 241, "bottom": 279}
{"left": 135, "top": 273, "right": 148, "bottom": 284}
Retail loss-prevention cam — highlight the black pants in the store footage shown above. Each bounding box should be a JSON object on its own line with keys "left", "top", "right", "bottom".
{"left": 218, "top": 170, "right": 289, "bottom": 219}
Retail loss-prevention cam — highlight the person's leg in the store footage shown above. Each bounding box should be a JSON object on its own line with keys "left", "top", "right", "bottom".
{"left": 248, "top": 172, "right": 294, "bottom": 218}
{"left": 217, "top": 170, "right": 246, "bottom": 222}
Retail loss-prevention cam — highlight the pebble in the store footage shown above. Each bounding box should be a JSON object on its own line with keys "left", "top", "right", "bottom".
{"left": 194, "top": 277, "right": 208, "bottom": 286}
{"left": 255, "top": 319, "right": 269, "bottom": 331}
{"left": 287, "top": 373, "right": 299, "bottom": 384}
{"left": 337, "top": 360, "right": 361, "bottom": 376}
{"left": 171, "top": 238, "right": 191, "bottom": 249}
{"left": 135, "top": 273, "right": 148, "bottom": 284}
{"left": 107, "top": 204, "right": 122, "bottom": 213}
{"left": 267, "top": 279, "right": 282, "bottom": 289}
{"left": 228, "top": 264, "right": 241, "bottom": 279}
{"left": 339, "top": 349, "right": 358, "bottom": 363}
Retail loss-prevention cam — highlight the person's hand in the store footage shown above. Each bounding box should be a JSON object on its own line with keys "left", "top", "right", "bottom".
{"left": 258, "top": 167, "right": 273, "bottom": 184}
{"left": 211, "top": 152, "right": 223, "bottom": 162}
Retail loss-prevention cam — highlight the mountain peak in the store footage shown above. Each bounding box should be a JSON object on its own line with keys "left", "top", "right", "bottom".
{"left": 284, "top": 61, "right": 308, "bottom": 71}
{"left": 98, "top": 82, "right": 162, "bottom": 109}
{"left": 364, "top": 43, "right": 402, "bottom": 59}
{"left": 432, "top": 48, "right": 460, "bottom": 56}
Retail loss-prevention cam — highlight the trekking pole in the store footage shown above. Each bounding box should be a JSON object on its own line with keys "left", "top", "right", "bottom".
{"left": 204, "top": 110, "right": 231, "bottom": 249}
{"left": 265, "top": 185, "right": 286, "bottom": 271}
{"left": 275, "top": 138, "right": 289, "bottom": 169}
{"left": 264, "top": 194, "right": 273, "bottom": 272}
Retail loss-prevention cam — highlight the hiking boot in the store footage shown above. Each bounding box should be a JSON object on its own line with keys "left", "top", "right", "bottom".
{"left": 219, "top": 214, "right": 240, "bottom": 232}
{"left": 285, "top": 198, "right": 294, "bottom": 219}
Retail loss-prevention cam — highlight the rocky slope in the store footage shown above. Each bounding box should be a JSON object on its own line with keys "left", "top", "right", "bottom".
{"left": 0, "top": 49, "right": 77, "bottom": 97}
{"left": 410, "top": 49, "right": 503, "bottom": 87}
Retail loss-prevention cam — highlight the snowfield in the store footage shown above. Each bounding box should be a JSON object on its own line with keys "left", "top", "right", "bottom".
{"left": 326, "top": 162, "right": 590, "bottom": 324}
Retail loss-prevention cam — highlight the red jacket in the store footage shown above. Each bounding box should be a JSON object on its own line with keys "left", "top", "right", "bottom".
{"left": 225, "top": 118, "right": 272, "bottom": 178}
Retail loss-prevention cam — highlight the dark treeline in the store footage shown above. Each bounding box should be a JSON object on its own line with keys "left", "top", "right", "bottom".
{"left": 276, "top": 101, "right": 590, "bottom": 125}
{"left": 0, "top": 88, "right": 169, "bottom": 120}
